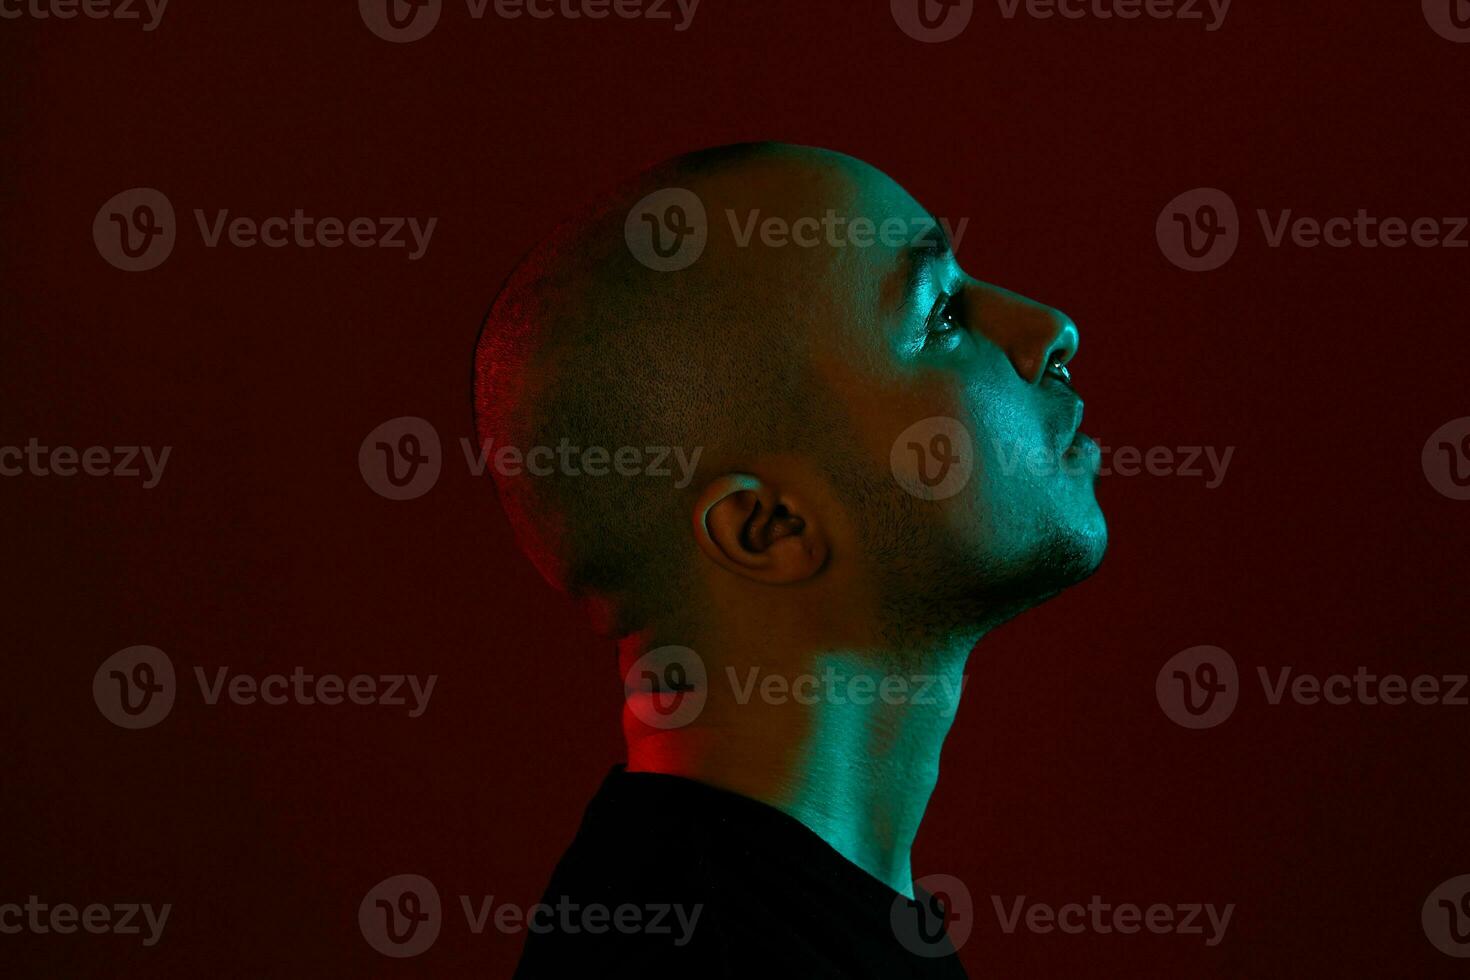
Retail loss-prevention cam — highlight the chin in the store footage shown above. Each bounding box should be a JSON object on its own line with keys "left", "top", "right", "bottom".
{"left": 1065, "top": 506, "right": 1109, "bottom": 580}
{"left": 1026, "top": 507, "right": 1108, "bottom": 599}
{"left": 949, "top": 515, "right": 1108, "bottom": 635}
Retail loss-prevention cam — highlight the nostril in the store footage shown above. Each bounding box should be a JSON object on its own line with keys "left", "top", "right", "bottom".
{"left": 1049, "top": 316, "right": 1079, "bottom": 367}
{"left": 1033, "top": 315, "right": 1079, "bottom": 385}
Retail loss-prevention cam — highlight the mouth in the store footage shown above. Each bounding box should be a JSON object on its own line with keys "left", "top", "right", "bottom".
{"left": 1059, "top": 398, "right": 1100, "bottom": 471}
{"left": 1065, "top": 430, "right": 1101, "bottom": 471}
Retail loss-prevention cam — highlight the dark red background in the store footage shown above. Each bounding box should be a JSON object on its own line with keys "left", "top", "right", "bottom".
{"left": 4, "top": 0, "right": 1468, "bottom": 975}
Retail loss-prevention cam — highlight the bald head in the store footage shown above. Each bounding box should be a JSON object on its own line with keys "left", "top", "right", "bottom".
{"left": 475, "top": 144, "right": 868, "bottom": 635}
{"left": 474, "top": 142, "right": 1105, "bottom": 647}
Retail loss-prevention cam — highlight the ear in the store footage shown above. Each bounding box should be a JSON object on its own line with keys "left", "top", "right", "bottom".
{"left": 692, "top": 473, "right": 829, "bottom": 585}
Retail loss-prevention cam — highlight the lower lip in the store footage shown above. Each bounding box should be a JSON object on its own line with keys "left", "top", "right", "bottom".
{"left": 1065, "top": 432, "right": 1101, "bottom": 470}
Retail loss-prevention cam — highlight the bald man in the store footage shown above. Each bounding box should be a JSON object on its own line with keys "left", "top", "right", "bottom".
{"left": 475, "top": 143, "right": 1105, "bottom": 978}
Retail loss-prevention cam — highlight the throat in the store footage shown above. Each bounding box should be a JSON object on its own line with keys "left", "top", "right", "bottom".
{"left": 624, "top": 649, "right": 967, "bottom": 899}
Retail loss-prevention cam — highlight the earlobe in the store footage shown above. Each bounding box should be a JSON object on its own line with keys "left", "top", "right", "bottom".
{"left": 693, "top": 473, "right": 828, "bottom": 584}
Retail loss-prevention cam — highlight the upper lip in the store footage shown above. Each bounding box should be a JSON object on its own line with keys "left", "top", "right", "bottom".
{"left": 1060, "top": 394, "right": 1087, "bottom": 453}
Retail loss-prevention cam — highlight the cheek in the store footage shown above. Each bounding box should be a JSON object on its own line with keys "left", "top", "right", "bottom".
{"left": 964, "top": 389, "right": 1058, "bottom": 526}
{"left": 826, "top": 342, "right": 1039, "bottom": 518}
{"left": 966, "top": 377, "right": 1047, "bottom": 475}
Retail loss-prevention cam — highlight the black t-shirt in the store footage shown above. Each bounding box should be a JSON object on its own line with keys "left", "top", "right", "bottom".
{"left": 514, "top": 766, "right": 970, "bottom": 978}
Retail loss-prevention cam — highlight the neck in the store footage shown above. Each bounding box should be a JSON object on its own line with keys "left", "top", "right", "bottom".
{"left": 622, "top": 636, "right": 972, "bottom": 898}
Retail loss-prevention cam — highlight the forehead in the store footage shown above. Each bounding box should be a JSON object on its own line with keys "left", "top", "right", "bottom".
{"left": 691, "top": 150, "right": 942, "bottom": 312}
{"left": 697, "top": 148, "right": 930, "bottom": 235}
{"left": 745, "top": 156, "right": 952, "bottom": 398}
{"left": 636, "top": 149, "right": 951, "bottom": 411}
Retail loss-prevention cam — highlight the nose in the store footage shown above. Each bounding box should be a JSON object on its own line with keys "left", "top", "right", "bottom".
{"left": 969, "top": 281, "right": 1078, "bottom": 384}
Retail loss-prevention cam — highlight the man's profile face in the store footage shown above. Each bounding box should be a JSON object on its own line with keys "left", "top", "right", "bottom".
{"left": 690, "top": 149, "right": 1107, "bottom": 635}
{"left": 476, "top": 143, "right": 1105, "bottom": 644}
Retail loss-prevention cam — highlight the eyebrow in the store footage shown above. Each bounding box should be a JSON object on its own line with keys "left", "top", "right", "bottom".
{"left": 898, "top": 221, "right": 953, "bottom": 299}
